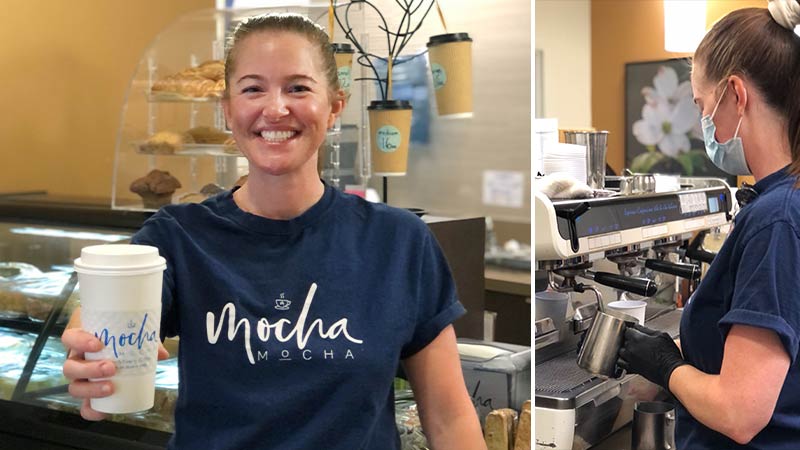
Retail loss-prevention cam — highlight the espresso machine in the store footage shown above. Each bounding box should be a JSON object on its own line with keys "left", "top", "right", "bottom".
{"left": 533, "top": 176, "right": 733, "bottom": 450}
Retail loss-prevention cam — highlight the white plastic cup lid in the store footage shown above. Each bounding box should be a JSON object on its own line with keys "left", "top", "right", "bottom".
{"left": 74, "top": 244, "right": 165, "bottom": 272}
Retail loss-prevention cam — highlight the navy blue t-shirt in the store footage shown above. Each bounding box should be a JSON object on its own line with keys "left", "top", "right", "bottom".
{"left": 678, "top": 167, "right": 800, "bottom": 449}
{"left": 131, "top": 183, "right": 465, "bottom": 450}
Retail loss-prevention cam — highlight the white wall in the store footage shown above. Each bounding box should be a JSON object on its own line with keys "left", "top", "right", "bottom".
{"left": 534, "top": 0, "right": 591, "bottom": 128}
{"left": 363, "top": 0, "right": 532, "bottom": 224}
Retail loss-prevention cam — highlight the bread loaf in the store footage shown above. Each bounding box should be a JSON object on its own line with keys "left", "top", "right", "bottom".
{"left": 513, "top": 407, "right": 531, "bottom": 450}
{"left": 484, "top": 408, "right": 518, "bottom": 450}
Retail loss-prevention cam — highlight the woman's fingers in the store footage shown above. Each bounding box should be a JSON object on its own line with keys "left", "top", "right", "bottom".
{"left": 68, "top": 379, "right": 115, "bottom": 400}
{"left": 63, "top": 358, "right": 116, "bottom": 381}
{"left": 61, "top": 328, "right": 103, "bottom": 359}
{"left": 79, "top": 398, "right": 109, "bottom": 422}
{"left": 157, "top": 343, "right": 170, "bottom": 360}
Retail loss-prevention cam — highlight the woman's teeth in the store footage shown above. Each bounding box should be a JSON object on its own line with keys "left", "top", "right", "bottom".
{"left": 260, "top": 130, "right": 297, "bottom": 142}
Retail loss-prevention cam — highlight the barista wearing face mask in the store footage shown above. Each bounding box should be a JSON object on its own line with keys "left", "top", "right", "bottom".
{"left": 617, "top": 1, "right": 800, "bottom": 448}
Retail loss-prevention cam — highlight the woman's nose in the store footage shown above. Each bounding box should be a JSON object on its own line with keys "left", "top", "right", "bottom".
{"left": 261, "top": 93, "right": 289, "bottom": 121}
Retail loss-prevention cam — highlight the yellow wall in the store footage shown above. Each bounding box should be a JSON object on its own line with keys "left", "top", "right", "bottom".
{"left": 591, "top": 0, "right": 763, "bottom": 177}
{"left": 0, "top": 0, "right": 211, "bottom": 197}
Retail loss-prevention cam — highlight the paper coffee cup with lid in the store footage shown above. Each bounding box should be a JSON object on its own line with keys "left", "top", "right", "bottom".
{"left": 368, "top": 99, "right": 413, "bottom": 176}
{"left": 331, "top": 42, "right": 356, "bottom": 96}
{"left": 74, "top": 244, "right": 166, "bottom": 414}
{"left": 426, "top": 32, "right": 473, "bottom": 118}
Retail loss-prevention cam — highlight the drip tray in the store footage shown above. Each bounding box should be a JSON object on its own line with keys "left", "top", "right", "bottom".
{"left": 535, "top": 352, "right": 609, "bottom": 409}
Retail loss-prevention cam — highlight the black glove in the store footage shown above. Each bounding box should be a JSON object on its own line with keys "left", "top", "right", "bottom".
{"left": 618, "top": 324, "right": 687, "bottom": 390}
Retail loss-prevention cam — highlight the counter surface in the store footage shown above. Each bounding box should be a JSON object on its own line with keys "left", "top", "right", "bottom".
{"left": 485, "top": 266, "right": 531, "bottom": 297}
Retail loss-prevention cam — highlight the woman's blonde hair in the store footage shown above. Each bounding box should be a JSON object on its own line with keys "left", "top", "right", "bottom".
{"left": 223, "top": 13, "right": 340, "bottom": 98}
{"left": 694, "top": 7, "right": 800, "bottom": 178}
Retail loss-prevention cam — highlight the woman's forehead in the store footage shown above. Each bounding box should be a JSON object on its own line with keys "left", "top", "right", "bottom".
{"left": 235, "top": 32, "right": 319, "bottom": 67}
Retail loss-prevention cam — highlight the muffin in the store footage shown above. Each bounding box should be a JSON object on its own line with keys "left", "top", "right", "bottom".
{"left": 200, "top": 183, "right": 224, "bottom": 196}
{"left": 130, "top": 170, "right": 182, "bottom": 209}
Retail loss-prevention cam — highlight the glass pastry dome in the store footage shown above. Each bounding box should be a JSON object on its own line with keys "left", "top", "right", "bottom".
{"left": 111, "top": 4, "right": 367, "bottom": 211}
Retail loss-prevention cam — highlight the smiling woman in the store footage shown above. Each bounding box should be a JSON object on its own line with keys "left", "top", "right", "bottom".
{"left": 60, "top": 12, "right": 486, "bottom": 450}
{"left": 221, "top": 15, "right": 345, "bottom": 218}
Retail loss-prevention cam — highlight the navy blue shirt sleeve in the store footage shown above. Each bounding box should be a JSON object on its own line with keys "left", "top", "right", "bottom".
{"left": 719, "top": 221, "right": 800, "bottom": 363}
{"left": 400, "top": 229, "right": 466, "bottom": 359}
{"left": 131, "top": 214, "right": 180, "bottom": 338}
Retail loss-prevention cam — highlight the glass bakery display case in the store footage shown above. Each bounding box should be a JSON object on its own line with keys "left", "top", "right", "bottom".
{"left": 112, "top": 5, "right": 368, "bottom": 212}
{"left": 0, "top": 194, "right": 485, "bottom": 449}
{"left": 0, "top": 217, "right": 184, "bottom": 449}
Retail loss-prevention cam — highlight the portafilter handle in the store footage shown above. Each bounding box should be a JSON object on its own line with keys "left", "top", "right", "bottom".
{"left": 584, "top": 271, "right": 658, "bottom": 297}
{"left": 643, "top": 259, "right": 701, "bottom": 280}
{"left": 679, "top": 230, "right": 717, "bottom": 264}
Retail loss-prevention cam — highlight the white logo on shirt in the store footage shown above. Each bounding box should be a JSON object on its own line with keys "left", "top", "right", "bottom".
{"left": 274, "top": 292, "right": 291, "bottom": 310}
{"left": 206, "top": 283, "right": 363, "bottom": 364}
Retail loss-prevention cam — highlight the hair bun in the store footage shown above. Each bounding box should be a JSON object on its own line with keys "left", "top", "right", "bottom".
{"left": 768, "top": 0, "right": 800, "bottom": 30}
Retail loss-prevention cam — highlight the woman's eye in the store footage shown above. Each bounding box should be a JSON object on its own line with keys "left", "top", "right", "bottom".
{"left": 288, "top": 85, "right": 310, "bottom": 93}
{"left": 241, "top": 86, "right": 261, "bottom": 94}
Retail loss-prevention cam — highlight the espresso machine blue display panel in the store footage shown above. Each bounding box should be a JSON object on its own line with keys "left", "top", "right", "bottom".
{"left": 553, "top": 187, "right": 731, "bottom": 240}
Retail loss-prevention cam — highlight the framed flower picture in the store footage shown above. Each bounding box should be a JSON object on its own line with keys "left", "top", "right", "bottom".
{"left": 624, "top": 58, "right": 735, "bottom": 184}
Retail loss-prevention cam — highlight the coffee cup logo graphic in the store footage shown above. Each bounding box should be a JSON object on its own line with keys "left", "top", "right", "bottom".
{"left": 275, "top": 293, "right": 291, "bottom": 310}
{"left": 431, "top": 63, "right": 447, "bottom": 90}
{"left": 376, "top": 126, "right": 402, "bottom": 153}
{"left": 337, "top": 66, "right": 352, "bottom": 91}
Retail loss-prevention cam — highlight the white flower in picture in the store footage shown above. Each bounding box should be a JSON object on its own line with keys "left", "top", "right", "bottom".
{"left": 632, "top": 66, "right": 699, "bottom": 157}
{"left": 641, "top": 66, "right": 693, "bottom": 108}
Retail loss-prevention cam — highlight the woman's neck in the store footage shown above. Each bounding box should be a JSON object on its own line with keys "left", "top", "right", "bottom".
{"left": 744, "top": 101, "right": 792, "bottom": 181}
{"left": 233, "top": 170, "right": 325, "bottom": 220}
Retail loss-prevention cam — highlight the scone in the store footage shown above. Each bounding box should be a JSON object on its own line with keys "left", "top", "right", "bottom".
{"left": 130, "top": 170, "right": 182, "bottom": 209}
{"left": 139, "top": 131, "right": 192, "bottom": 155}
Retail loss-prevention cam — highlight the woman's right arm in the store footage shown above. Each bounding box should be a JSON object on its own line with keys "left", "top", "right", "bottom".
{"left": 668, "top": 324, "right": 790, "bottom": 444}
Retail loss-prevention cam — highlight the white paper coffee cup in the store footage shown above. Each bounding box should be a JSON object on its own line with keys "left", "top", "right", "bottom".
{"left": 607, "top": 300, "right": 647, "bottom": 325}
{"left": 74, "top": 244, "right": 166, "bottom": 414}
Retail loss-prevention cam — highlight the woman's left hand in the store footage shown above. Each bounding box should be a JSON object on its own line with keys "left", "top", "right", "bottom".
{"left": 618, "top": 324, "right": 687, "bottom": 389}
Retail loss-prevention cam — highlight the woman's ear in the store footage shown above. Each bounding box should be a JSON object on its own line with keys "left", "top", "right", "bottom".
{"left": 729, "top": 75, "right": 748, "bottom": 115}
{"left": 327, "top": 90, "right": 346, "bottom": 129}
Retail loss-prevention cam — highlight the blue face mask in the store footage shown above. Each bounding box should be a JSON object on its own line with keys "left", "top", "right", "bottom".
{"left": 702, "top": 83, "right": 751, "bottom": 176}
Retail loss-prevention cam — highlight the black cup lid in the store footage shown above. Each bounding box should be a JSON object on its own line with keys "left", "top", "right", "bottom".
{"left": 368, "top": 100, "right": 412, "bottom": 110}
{"left": 426, "top": 32, "right": 472, "bottom": 46}
{"left": 331, "top": 42, "right": 355, "bottom": 53}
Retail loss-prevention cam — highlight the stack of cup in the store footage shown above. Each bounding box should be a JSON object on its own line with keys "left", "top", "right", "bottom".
{"left": 73, "top": 244, "right": 166, "bottom": 414}
{"left": 426, "top": 32, "right": 473, "bottom": 118}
